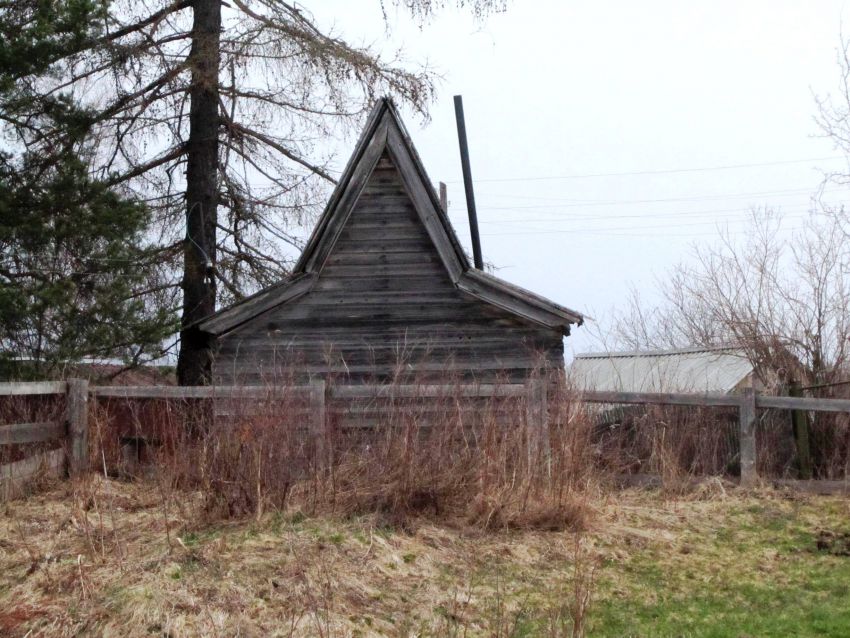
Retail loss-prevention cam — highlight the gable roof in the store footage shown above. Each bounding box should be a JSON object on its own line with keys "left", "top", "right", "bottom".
{"left": 570, "top": 346, "right": 754, "bottom": 394}
{"left": 200, "top": 98, "right": 584, "bottom": 336}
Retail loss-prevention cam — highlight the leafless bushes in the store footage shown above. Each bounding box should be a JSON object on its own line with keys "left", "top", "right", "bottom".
{"left": 89, "top": 376, "right": 609, "bottom": 531}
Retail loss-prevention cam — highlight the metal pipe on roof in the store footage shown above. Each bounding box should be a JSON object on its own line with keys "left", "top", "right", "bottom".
{"left": 453, "top": 95, "right": 484, "bottom": 270}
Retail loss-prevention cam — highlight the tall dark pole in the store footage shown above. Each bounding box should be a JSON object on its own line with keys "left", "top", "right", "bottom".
{"left": 453, "top": 95, "right": 483, "bottom": 270}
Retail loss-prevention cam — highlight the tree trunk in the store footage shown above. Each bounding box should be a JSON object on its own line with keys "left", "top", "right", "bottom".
{"left": 177, "top": 0, "right": 222, "bottom": 386}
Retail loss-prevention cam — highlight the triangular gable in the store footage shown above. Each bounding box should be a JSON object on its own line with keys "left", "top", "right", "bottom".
{"left": 294, "top": 99, "right": 469, "bottom": 281}
{"left": 200, "top": 98, "right": 583, "bottom": 336}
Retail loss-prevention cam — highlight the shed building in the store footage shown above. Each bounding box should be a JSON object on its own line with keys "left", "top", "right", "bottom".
{"left": 570, "top": 346, "right": 757, "bottom": 394}
{"left": 199, "top": 99, "right": 583, "bottom": 385}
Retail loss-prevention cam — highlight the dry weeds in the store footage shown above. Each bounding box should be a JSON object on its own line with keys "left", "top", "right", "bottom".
{"left": 2, "top": 475, "right": 845, "bottom": 637}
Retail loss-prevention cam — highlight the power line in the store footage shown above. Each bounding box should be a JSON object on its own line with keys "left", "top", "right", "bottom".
{"left": 448, "top": 186, "right": 834, "bottom": 211}
{"left": 480, "top": 225, "right": 806, "bottom": 239}
{"left": 479, "top": 217, "right": 789, "bottom": 236}
{"left": 445, "top": 155, "right": 845, "bottom": 184}
{"left": 471, "top": 204, "right": 838, "bottom": 225}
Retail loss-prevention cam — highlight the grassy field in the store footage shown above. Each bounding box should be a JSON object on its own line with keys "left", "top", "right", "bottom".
{"left": 1, "top": 477, "right": 849, "bottom": 637}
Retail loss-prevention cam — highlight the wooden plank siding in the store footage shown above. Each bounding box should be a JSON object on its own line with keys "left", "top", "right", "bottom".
{"left": 212, "top": 152, "right": 564, "bottom": 385}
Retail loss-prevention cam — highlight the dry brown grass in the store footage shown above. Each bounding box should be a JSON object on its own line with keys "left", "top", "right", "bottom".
{"left": 3, "top": 475, "right": 845, "bottom": 637}
{"left": 0, "top": 474, "right": 593, "bottom": 636}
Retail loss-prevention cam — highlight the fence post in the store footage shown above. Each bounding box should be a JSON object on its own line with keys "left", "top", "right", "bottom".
{"left": 311, "top": 378, "right": 327, "bottom": 469}
{"left": 66, "top": 378, "right": 89, "bottom": 476}
{"left": 739, "top": 387, "right": 757, "bottom": 487}
{"left": 525, "top": 376, "right": 550, "bottom": 467}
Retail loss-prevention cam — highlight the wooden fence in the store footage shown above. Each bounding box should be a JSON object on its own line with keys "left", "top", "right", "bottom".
{"left": 0, "top": 380, "right": 88, "bottom": 499}
{"left": 4, "top": 378, "right": 850, "bottom": 498}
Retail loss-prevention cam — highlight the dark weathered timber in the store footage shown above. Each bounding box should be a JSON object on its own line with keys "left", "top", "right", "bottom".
{"left": 301, "top": 120, "right": 390, "bottom": 273}
{"left": 0, "top": 421, "right": 64, "bottom": 446}
{"left": 199, "top": 273, "right": 316, "bottom": 335}
{"left": 295, "top": 104, "right": 391, "bottom": 273}
{"left": 177, "top": 0, "right": 222, "bottom": 386}
{"left": 211, "top": 151, "right": 566, "bottom": 385}
{"left": 459, "top": 269, "right": 583, "bottom": 329}
{"left": 385, "top": 124, "right": 466, "bottom": 283}
{"left": 202, "top": 99, "right": 581, "bottom": 391}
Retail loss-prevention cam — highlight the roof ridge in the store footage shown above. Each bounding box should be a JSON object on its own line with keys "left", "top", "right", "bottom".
{"left": 573, "top": 344, "right": 746, "bottom": 359}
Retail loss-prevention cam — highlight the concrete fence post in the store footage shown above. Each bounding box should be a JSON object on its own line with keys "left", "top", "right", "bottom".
{"left": 66, "top": 378, "right": 89, "bottom": 476}
{"left": 739, "top": 387, "right": 758, "bottom": 487}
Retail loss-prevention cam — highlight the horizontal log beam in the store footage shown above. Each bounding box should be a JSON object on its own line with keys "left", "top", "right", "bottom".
{"left": 580, "top": 390, "right": 742, "bottom": 408}
{"left": 87, "top": 386, "right": 850, "bottom": 414}
{"left": 0, "top": 421, "right": 64, "bottom": 445}
{"left": 756, "top": 395, "right": 850, "bottom": 413}
{"left": 332, "top": 383, "right": 527, "bottom": 399}
{"left": 0, "top": 381, "right": 66, "bottom": 396}
{"left": 92, "top": 383, "right": 527, "bottom": 400}
{"left": 91, "top": 385, "right": 313, "bottom": 399}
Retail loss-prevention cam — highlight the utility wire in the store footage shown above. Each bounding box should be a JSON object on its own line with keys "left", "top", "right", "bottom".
{"left": 472, "top": 205, "right": 835, "bottom": 225}
{"left": 450, "top": 186, "right": 834, "bottom": 211}
{"left": 445, "top": 155, "right": 845, "bottom": 184}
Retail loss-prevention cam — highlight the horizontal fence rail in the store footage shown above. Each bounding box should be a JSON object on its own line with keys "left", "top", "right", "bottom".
{"left": 0, "top": 381, "right": 66, "bottom": 396}
{"left": 3, "top": 378, "right": 850, "bottom": 498}
{"left": 580, "top": 389, "right": 850, "bottom": 413}
{"left": 90, "top": 383, "right": 528, "bottom": 400}
{"left": 580, "top": 390, "right": 742, "bottom": 408}
{"left": 0, "top": 380, "right": 71, "bottom": 499}
{"left": 0, "top": 421, "right": 65, "bottom": 445}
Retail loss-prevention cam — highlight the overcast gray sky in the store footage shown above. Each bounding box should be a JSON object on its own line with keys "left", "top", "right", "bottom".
{"left": 309, "top": 1, "right": 850, "bottom": 356}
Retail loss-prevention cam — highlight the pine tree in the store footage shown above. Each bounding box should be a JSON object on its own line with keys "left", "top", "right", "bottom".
{"left": 0, "top": 1, "right": 177, "bottom": 379}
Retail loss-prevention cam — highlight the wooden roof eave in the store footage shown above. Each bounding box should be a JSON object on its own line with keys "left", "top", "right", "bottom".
{"left": 198, "top": 272, "right": 317, "bottom": 336}
{"left": 457, "top": 269, "right": 584, "bottom": 332}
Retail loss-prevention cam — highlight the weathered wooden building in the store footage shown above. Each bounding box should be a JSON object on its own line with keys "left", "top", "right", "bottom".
{"left": 199, "top": 99, "right": 583, "bottom": 385}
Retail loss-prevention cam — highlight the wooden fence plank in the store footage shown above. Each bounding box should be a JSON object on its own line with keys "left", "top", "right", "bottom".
{"left": 0, "top": 381, "right": 66, "bottom": 396}
{"left": 581, "top": 390, "right": 741, "bottom": 408}
{"left": 0, "top": 421, "right": 64, "bottom": 446}
{"left": 0, "top": 448, "right": 65, "bottom": 501}
{"left": 91, "top": 385, "right": 313, "bottom": 399}
{"left": 756, "top": 395, "right": 850, "bottom": 413}
{"left": 331, "top": 383, "right": 526, "bottom": 399}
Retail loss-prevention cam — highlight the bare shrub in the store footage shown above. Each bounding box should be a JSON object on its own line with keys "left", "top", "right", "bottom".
{"left": 89, "top": 371, "right": 606, "bottom": 532}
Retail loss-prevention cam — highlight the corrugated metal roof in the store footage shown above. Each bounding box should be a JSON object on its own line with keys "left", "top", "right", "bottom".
{"left": 569, "top": 346, "right": 754, "bottom": 393}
